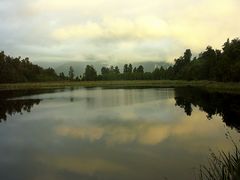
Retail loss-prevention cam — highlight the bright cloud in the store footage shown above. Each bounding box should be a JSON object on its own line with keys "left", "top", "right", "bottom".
{"left": 52, "top": 16, "right": 168, "bottom": 41}
{"left": 0, "top": 0, "right": 239, "bottom": 63}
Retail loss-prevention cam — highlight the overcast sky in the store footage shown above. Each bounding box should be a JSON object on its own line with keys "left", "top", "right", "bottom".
{"left": 0, "top": 0, "right": 239, "bottom": 63}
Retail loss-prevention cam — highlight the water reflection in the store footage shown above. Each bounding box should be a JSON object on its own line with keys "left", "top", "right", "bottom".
{"left": 0, "top": 89, "right": 60, "bottom": 122}
{"left": 0, "top": 99, "right": 41, "bottom": 122}
{"left": 0, "top": 87, "right": 239, "bottom": 180}
{"left": 1, "top": 87, "right": 239, "bottom": 131}
{"left": 175, "top": 88, "right": 240, "bottom": 131}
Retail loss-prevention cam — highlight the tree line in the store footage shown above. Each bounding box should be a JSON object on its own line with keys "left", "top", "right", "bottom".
{"left": 67, "top": 38, "right": 240, "bottom": 82}
{"left": 0, "top": 51, "right": 58, "bottom": 83}
{"left": 168, "top": 38, "right": 240, "bottom": 81}
{"left": 1, "top": 38, "right": 240, "bottom": 83}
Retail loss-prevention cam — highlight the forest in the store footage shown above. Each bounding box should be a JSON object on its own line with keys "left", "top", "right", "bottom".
{"left": 1, "top": 38, "right": 240, "bottom": 83}
{"left": 0, "top": 51, "right": 58, "bottom": 83}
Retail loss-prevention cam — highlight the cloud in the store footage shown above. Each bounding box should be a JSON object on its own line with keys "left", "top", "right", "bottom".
{"left": 54, "top": 109, "right": 230, "bottom": 146}
{"left": 52, "top": 16, "right": 168, "bottom": 41}
{"left": 0, "top": 0, "right": 239, "bottom": 63}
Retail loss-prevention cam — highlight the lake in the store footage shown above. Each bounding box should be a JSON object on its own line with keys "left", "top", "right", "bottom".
{"left": 0, "top": 87, "right": 239, "bottom": 180}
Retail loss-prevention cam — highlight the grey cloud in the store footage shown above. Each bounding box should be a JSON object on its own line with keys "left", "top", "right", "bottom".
{"left": 0, "top": 0, "right": 240, "bottom": 63}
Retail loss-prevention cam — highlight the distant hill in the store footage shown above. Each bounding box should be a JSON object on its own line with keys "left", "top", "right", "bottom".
{"left": 54, "top": 61, "right": 172, "bottom": 76}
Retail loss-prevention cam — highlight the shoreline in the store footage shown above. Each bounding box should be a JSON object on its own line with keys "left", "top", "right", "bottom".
{"left": 0, "top": 80, "right": 240, "bottom": 94}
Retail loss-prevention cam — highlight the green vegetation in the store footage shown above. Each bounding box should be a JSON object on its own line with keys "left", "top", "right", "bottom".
{"left": 199, "top": 136, "right": 240, "bottom": 180}
{"left": 83, "top": 65, "right": 97, "bottom": 81}
{"left": 68, "top": 66, "right": 75, "bottom": 81}
{"left": 0, "top": 51, "right": 59, "bottom": 83}
{"left": 79, "top": 38, "right": 240, "bottom": 82}
{"left": 1, "top": 38, "right": 240, "bottom": 83}
{"left": 0, "top": 80, "right": 240, "bottom": 93}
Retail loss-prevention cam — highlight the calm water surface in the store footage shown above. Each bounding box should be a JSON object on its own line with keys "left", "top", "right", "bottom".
{"left": 0, "top": 87, "right": 239, "bottom": 180}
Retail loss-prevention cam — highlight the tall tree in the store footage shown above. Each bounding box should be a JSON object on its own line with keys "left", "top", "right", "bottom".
{"left": 137, "top": 65, "right": 144, "bottom": 73}
{"left": 68, "top": 66, "right": 74, "bottom": 80}
{"left": 183, "top": 49, "right": 192, "bottom": 64}
{"left": 101, "top": 67, "right": 109, "bottom": 75}
{"left": 84, "top": 65, "right": 97, "bottom": 81}
{"left": 114, "top": 66, "right": 120, "bottom": 74}
{"left": 128, "top": 64, "right": 133, "bottom": 73}
{"left": 59, "top": 72, "right": 66, "bottom": 80}
{"left": 123, "top": 64, "right": 128, "bottom": 73}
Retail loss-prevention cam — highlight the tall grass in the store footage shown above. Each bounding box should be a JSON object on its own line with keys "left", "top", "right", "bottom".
{"left": 199, "top": 134, "right": 240, "bottom": 180}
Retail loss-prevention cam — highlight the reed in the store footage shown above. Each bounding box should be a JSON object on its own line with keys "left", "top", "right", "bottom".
{"left": 199, "top": 136, "right": 240, "bottom": 180}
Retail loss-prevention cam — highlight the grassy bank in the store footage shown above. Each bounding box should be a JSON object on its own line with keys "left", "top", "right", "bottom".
{"left": 0, "top": 80, "right": 240, "bottom": 93}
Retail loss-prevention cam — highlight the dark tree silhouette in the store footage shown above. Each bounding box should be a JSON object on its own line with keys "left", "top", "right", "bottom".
{"left": 0, "top": 51, "right": 58, "bottom": 83}
{"left": 83, "top": 65, "right": 97, "bottom": 81}
{"left": 1, "top": 38, "right": 240, "bottom": 82}
{"left": 68, "top": 66, "right": 74, "bottom": 80}
{"left": 174, "top": 87, "right": 240, "bottom": 131}
{"left": 0, "top": 99, "right": 41, "bottom": 122}
{"left": 59, "top": 72, "right": 66, "bottom": 80}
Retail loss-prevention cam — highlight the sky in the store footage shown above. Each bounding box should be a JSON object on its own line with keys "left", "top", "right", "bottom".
{"left": 0, "top": 0, "right": 240, "bottom": 63}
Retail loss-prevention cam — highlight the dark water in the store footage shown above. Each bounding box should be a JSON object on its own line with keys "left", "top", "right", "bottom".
{"left": 0, "top": 87, "right": 239, "bottom": 180}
